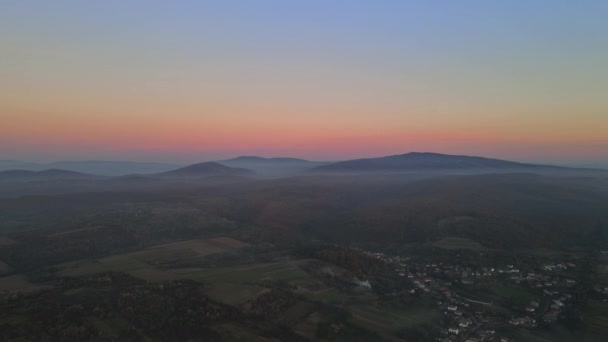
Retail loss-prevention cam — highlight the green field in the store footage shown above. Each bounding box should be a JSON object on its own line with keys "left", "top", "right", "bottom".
{"left": 432, "top": 237, "right": 487, "bottom": 250}
{"left": 0, "top": 275, "right": 48, "bottom": 293}
{"left": 173, "top": 261, "right": 313, "bottom": 285}
{"left": 58, "top": 237, "right": 250, "bottom": 278}
{"left": 0, "top": 261, "right": 10, "bottom": 274}
{"left": 203, "top": 283, "right": 264, "bottom": 305}
{"left": 306, "top": 288, "right": 352, "bottom": 304}
{"left": 347, "top": 303, "right": 439, "bottom": 338}
{"left": 58, "top": 247, "right": 315, "bottom": 307}
{"left": 0, "top": 236, "right": 16, "bottom": 246}
{"left": 583, "top": 300, "right": 608, "bottom": 338}
{"left": 292, "top": 311, "right": 322, "bottom": 339}
{"left": 491, "top": 284, "right": 537, "bottom": 304}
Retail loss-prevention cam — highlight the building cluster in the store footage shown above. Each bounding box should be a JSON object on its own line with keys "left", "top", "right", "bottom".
{"left": 359, "top": 249, "right": 580, "bottom": 341}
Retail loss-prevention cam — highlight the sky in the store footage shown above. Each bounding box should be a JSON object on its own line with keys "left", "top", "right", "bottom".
{"left": 1, "top": 1, "right": 607, "bottom": 165}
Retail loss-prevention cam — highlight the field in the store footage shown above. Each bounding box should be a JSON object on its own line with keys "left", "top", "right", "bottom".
{"left": 56, "top": 237, "right": 317, "bottom": 306}
{"left": 491, "top": 284, "right": 537, "bottom": 304}
{"left": 173, "top": 260, "right": 313, "bottom": 285}
{"left": 278, "top": 301, "right": 318, "bottom": 326}
{"left": 513, "top": 324, "right": 588, "bottom": 342}
{"left": 347, "top": 303, "right": 439, "bottom": 339}
{"left": 0, "top": 261, "right": 10, "bottom": 274}
{"left": 596, "top": 260, "right": 608, "bottom": 283}
{"left": 59, "top": 236, "right": 250, "bottom": 278}
{"left": 159, "top": 259, "right": 317, "bottom": 305}
{"left": 292, "top": 311, "right": 322, "bottom": 339}
{"left": 306, "top": 288, "right": 354, "bottom": 304}
{"left": 202, "top": 283, "right": 264, "bottom": 305}
{"left": 431, "top": 237, "right": 487, "bottom": 250}
{"left": 0, "top": 236, "right": 16, "bottom": 246}
{"left": 583, "top": 299, "right": 608, "bottom": 338}
{"left": 0, "top": 275, "right": 48, "bottom": 293}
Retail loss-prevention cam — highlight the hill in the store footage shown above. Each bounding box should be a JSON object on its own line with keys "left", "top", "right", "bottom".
{"left": 0, "top": 169, "right": 98, "bottom": 180}
{"left": 158, "top": 162, "right": 254, "bottom": 177}
{"left": 220, "top": 156, "right": 312, "bottom": 163}
{"left": 49, "top": 160, "right": 179, "bottom": 176}
{"left": 219, "top": 156, "right": 329, "bottom": 176}
{"left": 0, "top": 160, "right": 180, "bottom": 176}
{"left": 310, "top": 152, "right": 564, "bottom": 173}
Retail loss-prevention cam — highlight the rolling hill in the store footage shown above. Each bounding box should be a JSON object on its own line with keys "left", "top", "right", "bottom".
{"left": 0, "top": 169, "right": 98, "bottom": 180}
{"left": 0, "top": 160, "right": 180, "bottom": 176}
{"left": 158, "top": 162, "right": 254, "bottom": 177}
{"left": 310, "top": 152, "right": 565, "bottom": 173}
{"left": 218, "top": 156, "right": 329, "bottom": 176}
{"left": 220, "top": 156, "right": 312, "bottom": 163}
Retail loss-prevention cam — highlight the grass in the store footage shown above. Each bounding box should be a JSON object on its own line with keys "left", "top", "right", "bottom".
{"left": 432, "top": 237, "right": 486, "bottom": 250}
{"left": 279, "top": 301, "right": 318, "bottom": 326}
{"left": 491, "top": 284, "right": 537, "bottom": 304}
{"left": 0, "top": 236, "right": 16, "bottom": 246}
{"left": 0, "top": 261, "right": 10, "bottom": 274}
{"left": 0, "top": 275, "right": 48, "bottom": 292}
{"left": 211, "top": 323, "right": 266, "bottom": 341}
{"left": 59, "top": 257, "right": 151, "bottom": 277}
{"left": 58, "top": 236, "right": 250, "bottom": 278}
{"left": 347, "top": 303, "right": 439, "bottom": 337}
{"left": 58, "top": 250, "right": 315, "bottom": 307}
{"left": 177, "top": 261, "right": 313, "bottom": 285}
{"left": 596, "top": 263, "right": 608, "bottom": 283}
{"left": 203, "top": 283, "right": 263, "bottom": 305}
{"left": 307, "top": 288, "right": 352, "bottom": 304}
{"left": 584, "top": 300, "right": 608, "bottom": 338}
{"left": 90, "top": 316, "right": 129, "bottom": 338}
{"left": 293, "top": 311, "right": 321, "bottom": 339}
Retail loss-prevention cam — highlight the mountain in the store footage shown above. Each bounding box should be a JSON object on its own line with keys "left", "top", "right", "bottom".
{"left": 47, "top": 161, "right": 180, "bottom": 176}
{"left": 0, "top": 160, "right": 45, "bottom": 171}
{"left": 220, "top": 156, "right": 312, "bottom": 163}
{"left": 218, "top": 156, "right": 330, "bottom": 176}
{"left": 0, "top": 160, "right": 180, "bottom": 176}
{"left": 158, "top": 162, "right": 254, "bottom": 177}
{"left": 0, "top": 169, "right": 98, "bottom": 180}
{"left": 310, "top": 152, "right": 566, "bottom": 173}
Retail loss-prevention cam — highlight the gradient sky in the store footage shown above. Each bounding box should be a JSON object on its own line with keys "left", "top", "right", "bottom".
{"left": 1, "top": 1, "right": 607, "bottom": 164}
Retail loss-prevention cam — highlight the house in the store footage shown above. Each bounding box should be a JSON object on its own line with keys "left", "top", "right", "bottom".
{"left": 459, "top": 318, "right": 473, "bottom": 328}
{"left": 509, "top": 317, "right": 535, "bottom": 327}
{"left": 509, "top": 318, "right": 523, "bottom": 326}
{"left": 447, "top": 305, "right": 457, "bottom": 311}
{"left": 448, "top": 327, "right": 460, "bottom": 335}
{"left": 461, "top": 278, "right": 474, "bottom": 285}
{"left": 543, "top": 310, "right": 559, "bottom": 323}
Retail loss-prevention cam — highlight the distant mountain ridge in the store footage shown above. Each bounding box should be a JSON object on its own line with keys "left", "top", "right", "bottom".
{"left": 0, "top": 160, "right": 179, "bottom": 176}
{"left": 0, "top": 169, "right": 97, "bottom": 180}
{"left": 158, "top": 162, "right": 254, "bottom": 177}
{"left": 310, "top": 152, "right": 566, "bottom": 172}
{"left": 221, "top": 156, "right": 313, "bottom": 163}
{"left": 217, "top": 156, "right": 329, "bottom": 176}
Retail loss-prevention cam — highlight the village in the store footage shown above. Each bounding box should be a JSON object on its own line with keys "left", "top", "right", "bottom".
{"left": 359, "top": 249, "right": 583, "bottom": 342}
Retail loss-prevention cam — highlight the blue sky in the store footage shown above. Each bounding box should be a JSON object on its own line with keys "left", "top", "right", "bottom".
{"left": 1, "top": 1, "right": 607, "bottom": 163}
